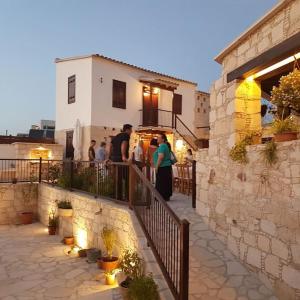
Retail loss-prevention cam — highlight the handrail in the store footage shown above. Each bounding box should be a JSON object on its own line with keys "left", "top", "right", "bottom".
{"left": 175, "top": 115, "right": 198, "bottom": 141}
{"left": 131, "top": 163, "right": 182, "bottom": 226}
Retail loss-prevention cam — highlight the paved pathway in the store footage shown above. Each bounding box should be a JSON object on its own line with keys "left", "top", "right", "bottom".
{"left": 169, "top": 194, "right": 278, "bottom": 300}
{"left": 0, "top": 224, "right": 123, "bottom": 300}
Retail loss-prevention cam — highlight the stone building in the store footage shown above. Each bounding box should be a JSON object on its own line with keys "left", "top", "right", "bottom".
{"left": 196, "top": 0, "right": 300, "bottom": 299}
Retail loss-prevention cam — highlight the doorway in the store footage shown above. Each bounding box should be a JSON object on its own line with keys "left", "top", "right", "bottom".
{"left": 65, "top": 131, "right": 74, "bottom": 159}
{"left": 143, "top": 86, "right": 158, "bottom": 126}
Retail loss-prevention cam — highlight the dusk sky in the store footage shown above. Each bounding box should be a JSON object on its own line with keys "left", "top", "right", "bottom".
{"left": 0, "top": 0, "right": 277, "bottom": 135}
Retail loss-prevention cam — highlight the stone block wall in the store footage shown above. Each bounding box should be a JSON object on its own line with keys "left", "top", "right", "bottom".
{"left": 37, "top": 183, "right": 173, "bottom": 299}
{"left": 0, "top": 183, "right": 38, "bottom": 225}
{"left": 219, "top": 0, "right": 300, "bottom": 79}
{"left": 196, "top": 140, "right": 300, "bottom": 298}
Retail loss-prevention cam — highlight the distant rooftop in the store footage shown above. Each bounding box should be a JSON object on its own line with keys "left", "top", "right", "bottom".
{"left": 55, "top": 54, "right": 198, "bottom": 86}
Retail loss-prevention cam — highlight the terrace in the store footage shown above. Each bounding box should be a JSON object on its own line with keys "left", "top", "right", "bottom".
{"left": 0, "top": 159, "right": 277, "bottom": 300}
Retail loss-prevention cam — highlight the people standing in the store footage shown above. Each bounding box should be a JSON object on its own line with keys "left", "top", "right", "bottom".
{"left": 133, "top": 140, "right": 144, "bottom": 170}
{"left": 185, "top": 149, "right": 193, "bottom": 164}
{"left": 153, "top": 133, "right": 172, "bottom": 201}
{"left": 88, "top": 140, "right": 96, "bottom": 166}
{"left": 96, "top": 142, "right": 107, "bottom": 163}
{"left": 146, "top": 138, "right": 158, "bottom": 184}
{"left": 109, "top": 124, "right": 133, "bottom": 200}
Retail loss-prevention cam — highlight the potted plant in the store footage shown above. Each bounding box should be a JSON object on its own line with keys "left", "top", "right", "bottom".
{"left": 64, "top": 236, "right": 75, "bottom": 245}
{"left": 99, "top": 226, "right": 119, "bottom": 271}
{"left": 48, "top": 164, "right": 61, "bottom": 184}
{"left": 86, "top": 248, "right": 101, "bottom": 262}
{"left": 104, "top": 269, "right": 120, "bottom": 285}
{"left": 128, "top": 274, "right": 159, "bottom": 300}
{"left": 56, "top": 200, "right": 73, "bottom": 217}
{"left": 271, "top": 69, "right": 300, "bottom": 118}
{"left": 119, "top": 249, "right": 144, "bottom": 288}
{"left": 48, "top": 209, "right": 58, "bottom": 235}
{"left": 271, "top": 117, "right": 299, "bottom": 142}
{"left": 19, "top": 181, "right": 37, "bottom": 225}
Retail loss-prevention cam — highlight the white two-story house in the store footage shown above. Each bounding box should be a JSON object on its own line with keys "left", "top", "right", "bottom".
{"left": 55, "top": 54, "right": 207, "bottom": 160}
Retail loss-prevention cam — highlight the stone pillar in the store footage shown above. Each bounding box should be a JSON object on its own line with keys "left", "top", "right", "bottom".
{"left": 234, "top": 79, "right": 262, "bottom": 142}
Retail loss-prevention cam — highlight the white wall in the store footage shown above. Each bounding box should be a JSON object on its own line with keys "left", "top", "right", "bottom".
{"left": 91, "top": 56, "right": 197, "bottom": 131}
{"left": 56, "top": 56, "right": 197, "bottom": 133}
{"left": 55, "top": 58, "right": 92, "bottom": 131}
{"left": 0, "top": 144, "right": 15, "bottom": 160}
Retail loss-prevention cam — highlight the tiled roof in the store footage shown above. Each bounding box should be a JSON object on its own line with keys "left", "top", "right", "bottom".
{"left": 55, "top": 54, "right": 197, "bottom": 86}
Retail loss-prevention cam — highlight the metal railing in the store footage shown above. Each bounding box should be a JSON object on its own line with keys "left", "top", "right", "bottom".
{"left": 129, "top": 164, "right": 189, "bottom": 300}
{"left": 0, "top": 158, "right": 189, "bottom": 299}
{"left": 139, "top": 109, "right": 174, "bottom": 128}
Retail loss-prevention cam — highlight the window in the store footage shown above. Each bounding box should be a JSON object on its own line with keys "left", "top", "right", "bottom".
{"left": 112, "top": 79, "right": 126, "bottom": 109}
{"left": 197, "top": 108, "right": 200, "bottom": 113}
{"left": 204, "top": 109, "right": 206, "bottom": 113}
{"left": 201, "top": 103, "right": 203, "bottom": 107}
{"left": 203, "top": 98, "right": 206, "bottom": 102}
{"left": 68, "top": 75, "right": 76, "bottom": 104}
{"left": 172, "top": 93, "right": 182, "bottom": 115}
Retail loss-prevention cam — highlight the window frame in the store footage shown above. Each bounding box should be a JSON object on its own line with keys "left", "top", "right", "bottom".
{"left": 68, "top": 75, "right": 76, "bottom": 104}
{"left": 172, "top": 93, "right": 182, "bottom": 115}
{"left": 112, "top": 79, "right": 126, "bottom": 109}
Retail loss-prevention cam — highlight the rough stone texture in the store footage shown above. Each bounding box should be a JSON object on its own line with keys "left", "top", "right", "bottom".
{"left": 196, "top": 2, "right": 300, "bottom": 298}
{"left": 169, "top": 195, "right": 276, "bottom": 300}
{"left": 38, "top": 183, "right": 173, "bottom": 299}
{"left": 0, "top": 183, "right": 38, "bottom": 225}
{"left": 0, "top": 223, "right": 124, "bottom": 299}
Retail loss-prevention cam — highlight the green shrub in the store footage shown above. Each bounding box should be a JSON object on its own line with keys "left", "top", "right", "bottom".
{"left": 119, "top": 249, "right": 144, "bottom": 279}
{"left": 271, "top": 118, "right": 299, "bottom": 134}
{"left": 128, "top": 274, "right": 159, "bottom": 300}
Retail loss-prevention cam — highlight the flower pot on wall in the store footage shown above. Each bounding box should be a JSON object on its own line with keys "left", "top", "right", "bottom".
{"left": 48, "top": 226, "right": 57, "bottom": 235}
{"left": 19, "top": 212, "right": 33, "bottom": 225}
{"left": 64, "top": 236, "right": 74, "bottom": 245}
{"left": 58, "top": 208, "right": 73, "bottom": 217}
{"left": 274, "top": 132, "right": 298, "bottom": 142}
{"left": 99, "top": 257, "right": 119, "bottom": 271}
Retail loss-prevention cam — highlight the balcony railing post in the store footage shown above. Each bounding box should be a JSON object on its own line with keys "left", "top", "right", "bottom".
{"left": 192, "top": 160, "right": 196, "bottom": 208}
{"left": 128, "top": 164, "right": 135, "bottom": 209}
{"left": 38, "top": 157, "right": 42, "bottom": 183}
{"left": 179, "top": 219, "right": 189, "bottom": 300}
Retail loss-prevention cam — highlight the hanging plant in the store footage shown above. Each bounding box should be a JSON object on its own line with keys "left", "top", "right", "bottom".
{"left": 261, "top": 140, "right": 278, "bottom": 166}
{"left": 271, "top": 69, "right": 300, "bottom": 115}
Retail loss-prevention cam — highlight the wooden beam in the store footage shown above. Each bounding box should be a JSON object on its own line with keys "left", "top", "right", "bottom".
{"left": 227, "top": 32, "right": 300, "bottom": 83}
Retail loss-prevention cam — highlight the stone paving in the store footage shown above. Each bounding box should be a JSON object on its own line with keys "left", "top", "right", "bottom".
{"left": 0, "top": 224, "right": 123, "bottom": 300}
{"left": 169, "top": 194, "right": 278, "bottom": 300}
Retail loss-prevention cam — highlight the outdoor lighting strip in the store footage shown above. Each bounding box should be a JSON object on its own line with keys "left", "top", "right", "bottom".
{"left": 247, "top": 52, "right": 300, "bottom": 81}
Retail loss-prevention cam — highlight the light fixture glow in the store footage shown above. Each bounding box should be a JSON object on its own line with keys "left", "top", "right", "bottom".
{"left": 76, "top": 228, "right": 87, "bottom": 249}
{"left": 175, "top": 139, "right": 184, "bottom": 151}
{"left": 246, "top": 52, "right": 300, "bottom": 80}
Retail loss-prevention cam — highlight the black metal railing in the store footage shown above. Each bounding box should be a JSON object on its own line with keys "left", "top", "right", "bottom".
{"left": 139, "top": 109, "right": 174, "bottom": 128}
{"left": 129, "top": 164, "right": 189, "bottom": 300}
{"left": 0, "top": 158, "right": 41, "bottom": 183}
{"left": 0, "top": 158, "right": 189, "bottom": 299}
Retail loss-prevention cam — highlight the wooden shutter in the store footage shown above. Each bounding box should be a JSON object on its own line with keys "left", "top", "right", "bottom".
{"left": 173, "top": 93, "right": 182, "bottom": 115}
{"left": 112, "top": 79, "right": 126, "bottom": 109}
{"left": 68, "top": 75, "right": 76, "bottom": 104}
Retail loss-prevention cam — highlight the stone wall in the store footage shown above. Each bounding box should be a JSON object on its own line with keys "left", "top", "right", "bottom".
{"left": 0, "top": 183, "right": 38, "bottom": 225}
{"left": 37, "top": 183, "right": 173, "bottom": 299}
{"left": 219, "top": 0, "right": 300, "bottom": 78}
{"left": 196, "top": 140, "right": 300, "bottom": 299}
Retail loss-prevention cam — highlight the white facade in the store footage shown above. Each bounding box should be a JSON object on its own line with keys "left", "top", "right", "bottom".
{"left": 56, "top": 55, "right": 197, "bottom": 130}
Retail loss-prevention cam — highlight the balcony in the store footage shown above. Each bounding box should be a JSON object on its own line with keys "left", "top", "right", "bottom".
{"left": 139, "top": 109, "right": 174, "bottom": 128}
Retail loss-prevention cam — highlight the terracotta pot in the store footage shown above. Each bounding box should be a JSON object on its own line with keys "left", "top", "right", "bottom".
{"left": 99, "top": 257, "right": 119, "bottom": 271}
{"left": 48, "top": 226, "right": 56, "bottom": 235}
{"left": 64, "top": 236, "right": 74, "bottom": 245}
{"left": 19, "top": 212, "right": 33, "bottom": 225}
{"left": 274, "top": 132, "right": 298, "bottom": 142}
{"left": 58, "top": 208, "right": 73, "bottom": 217}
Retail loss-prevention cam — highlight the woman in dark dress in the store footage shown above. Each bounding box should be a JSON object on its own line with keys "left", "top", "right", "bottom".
{"left": 153, "top": 133, "right": 172, "bottom": 201}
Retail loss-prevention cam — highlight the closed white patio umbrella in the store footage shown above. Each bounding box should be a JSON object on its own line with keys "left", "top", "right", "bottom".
{"left": 73, "top": 119, "right": 82, "bottom": 161}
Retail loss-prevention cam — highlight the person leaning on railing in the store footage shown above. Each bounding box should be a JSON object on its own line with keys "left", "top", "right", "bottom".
{"left": 153, "top": 133, "right": 172, "bottom": 201}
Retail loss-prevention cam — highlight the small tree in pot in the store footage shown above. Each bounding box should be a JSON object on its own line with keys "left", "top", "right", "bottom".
{"left": 98, "top": 226, "right": 119, "bottom": 271}
{"left": 48, "top": 208, "right": 58, "bottom": 235}
{"left": 128, "top": 274, "right": 159, "bottom": 300}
